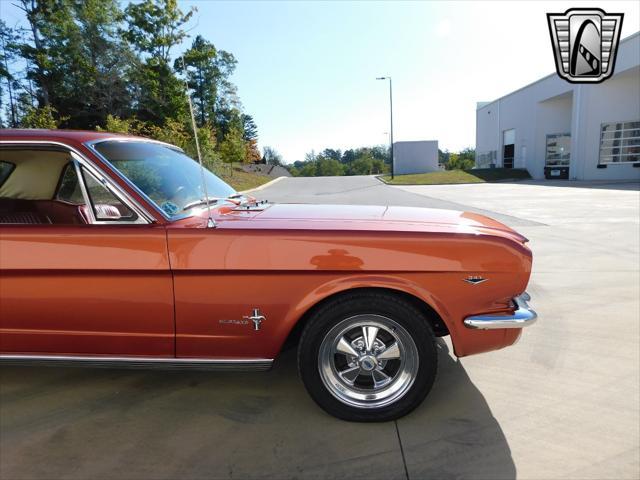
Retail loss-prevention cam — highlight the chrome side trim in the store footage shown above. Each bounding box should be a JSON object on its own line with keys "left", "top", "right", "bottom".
{"left": 463, "top": 292, "right": 538, "bottom": 330}
{"left": 0, "top": 355, "right": 273, "bottom": 371}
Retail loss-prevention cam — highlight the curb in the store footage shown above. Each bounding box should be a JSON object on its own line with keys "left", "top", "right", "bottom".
{"left": 375, "top": 175, "right": 531, "bottom": 186}
{"left": 240, "top": 176, "right": 287, "bottom": 194}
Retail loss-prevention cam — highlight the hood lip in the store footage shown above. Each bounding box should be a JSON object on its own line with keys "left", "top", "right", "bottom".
{"left": 205, "top": 202, "right": 529, "bottom": 244}
{"left": 215, "top": 203, "right": 528, "bottom": 244}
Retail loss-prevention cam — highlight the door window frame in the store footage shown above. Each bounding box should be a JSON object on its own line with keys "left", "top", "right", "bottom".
{"left": 0, "top": 140, "right": 155, "bottom": 225}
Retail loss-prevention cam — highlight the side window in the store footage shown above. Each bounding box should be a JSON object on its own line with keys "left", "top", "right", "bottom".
{"left": 0, "top": 148, "right": 81, "bottom": 225}
{"left": 0, "top": 147, "right": 144, "bottom": 225}
{"left": 81, "top": 167, "right": 137, "bottom": 222}
{"left": 0, "top": 161, "right": 15, "bottom": 187}
{"left": 56, "top": 163, "right": 85, "bottom": 204}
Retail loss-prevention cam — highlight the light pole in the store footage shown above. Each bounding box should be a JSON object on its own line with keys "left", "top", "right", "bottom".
{"left": 376, "top": 76, "right": 394, "bottom": 179}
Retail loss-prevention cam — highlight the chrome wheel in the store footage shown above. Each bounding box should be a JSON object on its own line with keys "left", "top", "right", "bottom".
{"left": 318, "top": 314, "right": 419, "bottom": 409}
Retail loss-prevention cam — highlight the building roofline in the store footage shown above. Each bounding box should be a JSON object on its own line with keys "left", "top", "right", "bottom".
{"left": 476, "top": 30, "right": 640, "bottom": 110}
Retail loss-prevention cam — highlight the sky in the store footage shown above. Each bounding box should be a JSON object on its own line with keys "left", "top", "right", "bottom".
{"left": 1, "top": 0, "right": 639, "bottom": 163}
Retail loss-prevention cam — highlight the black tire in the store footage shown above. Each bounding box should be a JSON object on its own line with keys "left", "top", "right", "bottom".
{"left": 297, "top": 290, "right": 438, "bottom": 422}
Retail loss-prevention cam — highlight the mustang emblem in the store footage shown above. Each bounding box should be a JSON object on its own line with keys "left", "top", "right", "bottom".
{"left": 244, "top": 308, "right": 266, "bottom": 331}
{"left": 464, "top": 276, "right": 488, "bottom": 285}
{"left": 219, "top": 319, "right": 249, "bottom": 325}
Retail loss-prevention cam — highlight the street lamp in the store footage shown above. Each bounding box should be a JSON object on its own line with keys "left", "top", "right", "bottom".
{"left": 376, "top": 76, "right": 394, "bottom": 179}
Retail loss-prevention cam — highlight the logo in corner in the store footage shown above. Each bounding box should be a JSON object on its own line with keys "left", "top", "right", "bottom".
{"left": 547, "top": 8, "right": 623, "bottom": 84}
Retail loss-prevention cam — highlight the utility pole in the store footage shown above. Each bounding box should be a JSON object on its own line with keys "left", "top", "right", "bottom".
{"left": 376, "top": 76, "right": 394, "bottom": 179}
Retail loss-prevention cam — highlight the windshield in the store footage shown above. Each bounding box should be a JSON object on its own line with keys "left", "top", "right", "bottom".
{"left": 93, "top": 140, "right": 236, "bottom": 217}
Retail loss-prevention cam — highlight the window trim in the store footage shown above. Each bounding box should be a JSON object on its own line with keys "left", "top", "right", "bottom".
{"left": 54, "top": 162, "right": 82, "bottom": 203}
{"left": 0, "top": 160, "right": 16, "bottom": 188}
{"left": 598, "top": 120, "right": 640, "bottom": 165}
{"left": 78, "top": 163, "right": 140, "bottom": 223}
{"left": 0, "top": 141, "right": 155, "bottom": 225}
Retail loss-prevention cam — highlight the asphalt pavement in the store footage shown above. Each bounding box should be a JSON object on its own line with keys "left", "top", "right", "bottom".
{"left": 1, "top": 175, "right": 638, "bottom": 479}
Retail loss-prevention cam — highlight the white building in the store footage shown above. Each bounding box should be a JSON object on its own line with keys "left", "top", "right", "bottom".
{"left": 476, "top": 32, "right": 640, "bottom": 180}
{"left": 393, "top": 140, "right": 439, "bottom": 175}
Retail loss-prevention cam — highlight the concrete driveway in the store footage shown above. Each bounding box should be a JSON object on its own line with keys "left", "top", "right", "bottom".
{"left": 1, "top": 176, "right": 638, "bottom": 479}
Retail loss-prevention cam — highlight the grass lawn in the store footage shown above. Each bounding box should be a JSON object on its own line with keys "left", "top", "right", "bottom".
{"left": 218, "top": 167, "right": 273, "bottom": 192}
{"left": 379, "top": 168, "right": 531, "bottom": 185}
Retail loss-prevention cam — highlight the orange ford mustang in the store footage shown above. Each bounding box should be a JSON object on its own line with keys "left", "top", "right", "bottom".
{"left": 0, "top": 129, "right": 537, "bottom": 421}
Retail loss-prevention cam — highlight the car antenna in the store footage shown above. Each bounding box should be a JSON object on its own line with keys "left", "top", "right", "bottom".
{"left": 181, "top": 56, "right": 215, "bottom": 228}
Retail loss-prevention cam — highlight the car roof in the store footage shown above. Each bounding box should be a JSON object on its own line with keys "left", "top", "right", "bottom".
{"left": 0, "top": 129, "right": 137, "bottom": 144}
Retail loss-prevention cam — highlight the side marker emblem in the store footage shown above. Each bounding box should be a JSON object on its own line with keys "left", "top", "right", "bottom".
{"left": 464, "top": 276, "right": 488, "bottom": 285}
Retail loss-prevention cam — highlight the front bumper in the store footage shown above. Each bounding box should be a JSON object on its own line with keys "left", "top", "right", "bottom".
{"left": 463, "top": 293, "right": 537, "bottom": 330}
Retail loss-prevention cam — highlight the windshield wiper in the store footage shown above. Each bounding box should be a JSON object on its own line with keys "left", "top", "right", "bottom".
{"left": 181, "top": 197, "right": 222, "bottom": 211}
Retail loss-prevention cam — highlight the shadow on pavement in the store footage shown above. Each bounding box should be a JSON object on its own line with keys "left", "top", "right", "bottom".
{"left": 0, "top": 341, "right": 514, "bottom": 480}
{"left": 398, "top": 339, "right": 516, "bottom": 479}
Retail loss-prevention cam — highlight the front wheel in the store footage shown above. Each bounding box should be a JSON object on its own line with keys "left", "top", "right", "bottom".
{"left": 298, "top": 291, "right": 438, "bottom": 422}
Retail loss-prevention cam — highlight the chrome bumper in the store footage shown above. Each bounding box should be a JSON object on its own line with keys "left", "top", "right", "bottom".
{"left": 463, "top": 293, "right": 537, "bottom": 330}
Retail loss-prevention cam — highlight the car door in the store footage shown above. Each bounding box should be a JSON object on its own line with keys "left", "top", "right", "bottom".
{"left": 0, "top": 144, "right": 174, "bottom": 357}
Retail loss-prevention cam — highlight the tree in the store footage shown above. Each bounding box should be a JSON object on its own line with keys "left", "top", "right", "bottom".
{"left": 212, "top": 50, "right": 239, "bottom": 136}
{"left": 341, "top": 149, "right": 357, "bottom": 165}
{"left": 321, "top": 148, "right": 341, "bottom": 162}
{"left": 438, "top": 148, "right": 450, "bottom": 166}
{"left": 262, "top": 146, "right": 283, "bottom": 166}
{"left": 445, "top": 148, "right": 475, "bottom": 170}
{"left": 351, "top": 156, "right": 373, "bottom": 175}
{"left": 0, "top": 21, "right": 20, "bottom": 126}
{"left": 12, "top": 0, "right": 135, "bottom": 129}
{"left": 369, "top": 145, "right": 389, "bottom": 162}
{"left": 241, "top": 114, "right": 258, "bottom": 141}
{"left": 72, "top": 0, "right": 134, "bottom": 127}
{"left": 124, "top": 0, "right": 194, "bottom": 124}
{"left": 219, "top": 125, "right": 245, "bottom": 172}
{"left": 350, "top": 151, "right": 387, "bottom": 176}
{"left": 20, "top": 105, "right": 67, "bottom": 128}
{"left": 317, "top": 157, "right": 344, "bottom": 176}
{"left": 15, "top": 0, "right": 52, "bottom": 107}
{"left": 298, "top": 162, "right": 317, "bottom": 177}
{"left": 123, "top": 0, "right": 193, "bottom": 62}
{"left": 1, "top": 0, "right": 262, "bottom": 180}
{"left": 175, "top": 35, "right": 237, "bottom": 128}
{"left": 371, "top": 158, "right": 387, "bottom": 174}
{"left": 459, "top": 147, "right": 475, "bottom": 164}
{"left": 244, "top": 139, "right": 261, "bottom": 164}
{"left": 447, "top": 153, "right": 472, "bottom": 171}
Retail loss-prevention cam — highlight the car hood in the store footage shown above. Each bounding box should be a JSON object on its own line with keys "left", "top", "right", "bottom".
{"left": 215, "top": 203, "right": 528, "bottom": 243}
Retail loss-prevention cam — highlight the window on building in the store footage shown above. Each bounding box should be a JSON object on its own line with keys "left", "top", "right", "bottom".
{"left": 502, "top": 129, "right": 515, "bottom": 169}
{"left": 546, "top": 133, "right": 571, "bottom": 166}
{"left": 599, "top": 120, "right": 640, "bottom": 164}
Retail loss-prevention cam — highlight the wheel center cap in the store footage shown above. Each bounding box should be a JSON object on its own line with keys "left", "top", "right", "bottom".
{"left": 359, "top": 355, "right": 377, "bottom": 372}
